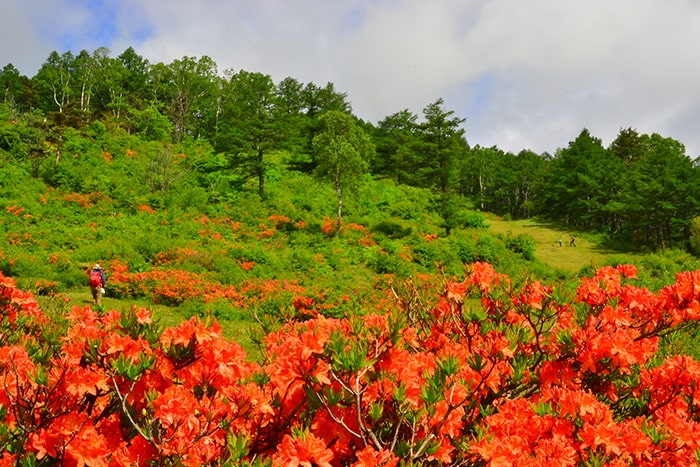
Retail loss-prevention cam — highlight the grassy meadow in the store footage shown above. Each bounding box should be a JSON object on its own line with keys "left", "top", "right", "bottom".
{"left": 484, "top": 215, "right": 645, "bottom": 273}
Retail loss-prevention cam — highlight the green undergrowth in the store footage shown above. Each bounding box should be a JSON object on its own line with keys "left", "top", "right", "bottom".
{"left": 4, "top": 135, "right": 700, "bottom": 361}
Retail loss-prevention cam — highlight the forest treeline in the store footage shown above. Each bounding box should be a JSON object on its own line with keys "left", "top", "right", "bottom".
{"left": 2, "top": 46, "right": 700, "bottom": 252}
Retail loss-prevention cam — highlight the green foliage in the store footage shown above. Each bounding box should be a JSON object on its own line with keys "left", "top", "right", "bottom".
{"left": 461, "top": 210, "right": 487, "bottom": 229}
{"left": 635, "top": 249, "right": 700, "bottom": 291}
{"left": 411, "top": 237, "right": 462, "bottom": 273}
{"left": 128, "top": 102, "right": 173, "bottom": 141}
{"left": 370, "top": 220, "right": 412, "bottom": 239}
{"left": 180, "top": 298, "right": 249, "bottom": 322}
{"left": 474, "top": 235, "right": 500, "bottom": 264}
{"left": 3, "top": 48, "right": 700, "bottom": 363}
{"left": 0, "top": 253, "right": 43, "bottom": 278}
{"left": 504, "top": 233, "right": 537, "bottom": 261}
{"left": 5, "top": 47, "right": 700, "bottom": 250}
{"left": 366, "top": 245, "right": 412, "bottom": 277}
{"left": 689, "top": 216, "right": 700, "bottom": 256}
{"left": 448, "top": 232, "right": 478, "bottom": 263}
{"left": 312, "top": 110, "right": 375, "bottom": 234}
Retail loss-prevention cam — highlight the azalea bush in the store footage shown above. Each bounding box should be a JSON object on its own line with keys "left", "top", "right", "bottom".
{"left": 2, "top": 262, "right": 700, "bottom": 465}
{"left": 103, "top": 259, "right": 358, "bottom": 322}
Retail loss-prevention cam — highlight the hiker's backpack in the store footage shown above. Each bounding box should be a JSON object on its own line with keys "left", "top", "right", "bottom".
{"left": 90, "top": 270, "right": 102, "bottom": 287}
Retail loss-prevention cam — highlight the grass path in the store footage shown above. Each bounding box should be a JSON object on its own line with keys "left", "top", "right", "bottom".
{"left": 484, "top": 215, "right": 641, "bottom": 274}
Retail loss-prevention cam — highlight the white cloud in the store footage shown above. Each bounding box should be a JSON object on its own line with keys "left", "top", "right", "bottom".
{"left": 0, "top": 0, "right": 55, "bottom": 73}
{"left": 3, "top": 0, "right": 700, "bottom": 156}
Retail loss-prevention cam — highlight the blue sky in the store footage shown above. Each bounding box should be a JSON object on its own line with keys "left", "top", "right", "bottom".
{"left": 31, "top": 0, "right": 152, "bottom": 55}
{"left": 3, "top": 0, "right": 700, "bottom": 158}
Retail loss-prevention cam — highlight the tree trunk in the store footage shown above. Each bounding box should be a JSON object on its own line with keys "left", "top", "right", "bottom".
{"left": 335, "top": 169, "right": 342, "bottom": 236}
{"left": 257, "top": 145, "right": 265, "bottom": 199}
{"left": 478, "top": 170, "right": 485, "bottom": 210}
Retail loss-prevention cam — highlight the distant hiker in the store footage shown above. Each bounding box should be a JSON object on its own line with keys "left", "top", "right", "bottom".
{"left": 87, "top": 264, "right": 107, "bottom": 305}
{"left": 569, "top": 236, "right": 576, "bottom": 247}
{"left": 558, "top": 238, "right": 563, "bottom": 247}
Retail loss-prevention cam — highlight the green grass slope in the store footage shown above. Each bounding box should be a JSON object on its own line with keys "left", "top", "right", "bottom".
{"left": 485, "top": 216, "right": 645, "bottom": 273}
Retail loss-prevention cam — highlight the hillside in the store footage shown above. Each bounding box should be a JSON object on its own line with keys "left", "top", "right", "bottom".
{"left": 2, "top": 93, "right": 700, "bottom": 357}
{"left": 5, "top": 47, "right": 700, "bottom": 465}
{"left": 5, "top": 119, "right": 700, "bottom": 466}
{"left": 3, "top": 139, "right": 698, "bottom": 329}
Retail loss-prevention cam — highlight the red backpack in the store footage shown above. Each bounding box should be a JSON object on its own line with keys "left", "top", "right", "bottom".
{"left": 89, "top": 270, "right": 102, "bottom": 287}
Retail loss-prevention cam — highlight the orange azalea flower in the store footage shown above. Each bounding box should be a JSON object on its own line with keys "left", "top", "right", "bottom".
{"left": 445, "top": 280, "right": 467, "bottom": 302}
{"left": 272, "top": 431, "right": 334, "bottom": 467}
{"left": 137, "top": 204, "right": 156, "bottom": 213}
{"left": 6, "top": 261, "right": 700, "bottom": 465}
{"left": 579, "top": 418, "right": 623, "bottom": 457}
{"left": 351, "top": 445, "right": 398, "bottom": 467}
{"left": 133, "top": 306, "right": 152, "bottom": 325}
{"left": 240, "top": 261, "right": 256, "bottom": 271}
{"left": 65, "top": 366, "right": 110, "bottom": 397}
{"left": 64, "top": 424, "right": 111, "bottom": 467}
{"left": 615, "top": 264, "right": 638, "bottom": 279}
{"left": 576, "top": 276, "right": 607, "bottom": 306}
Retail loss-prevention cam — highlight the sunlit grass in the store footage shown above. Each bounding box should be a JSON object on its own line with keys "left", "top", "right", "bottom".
{"left": 484, "top": 215, "right": 644, "bottom": 273}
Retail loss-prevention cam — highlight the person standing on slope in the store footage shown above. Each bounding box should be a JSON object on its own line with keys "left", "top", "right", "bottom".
{"left": 87, "top": 263, "right": 107, "bottom": 305}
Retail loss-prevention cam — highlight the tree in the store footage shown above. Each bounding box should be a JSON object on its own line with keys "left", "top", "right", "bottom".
{"left": 146, "top": 144, "right": 187, "bottom": 197}
{"left": 127, "top": 101, "right": 173, "bottom": 142}
{"left": 293, "top": 81, "right": 353, "bottom": 171}
{"left": 461, "top": 144, "right": 504, "bottom": 212}
{"left": 0, "top": 64, "right": 25, "bottom": 112}
{"left": 372, "top": 109, "right": 420, "bottom": 183}
{"left": 623, "top": 134, "right": 700, "bottom": 249}
{"left": 150, "top": 56, "right": 219, "bottom": 141}
{"left": 312, "top": 111, "right": 375, "bottom": 235}
{"left": 609, "top": 127, "right": 645, "bottom": 165}
{"left": 32, "top": 51, "right": 75, "bottom": 113}
{"left": 302, "top": 82, "right": 350, "bottom": 118}
{"left": 0, "top": 108, "right": 49, "bottom": 177}
{"left": 92, "top": 46, "right": 151, "bottom": 126}
{"left": 216, "top": 70, "right": 280, "bottom": 198}
{"left": 71, "top": 49, "right": 98, "bottom": 118}
{"left": 417, "top": 98, "right": 468, "bottom": 235}
{"left": 117, "top": 47, "right": 150, "bottom": 105}
{"left": 535, "top": 128, "right": 613, "bottom": 229}
{"left": 0, "top": 65, "right": 36, "bottom": 113}
{"left": 276, "top": 76, "right": 312, "bottom": 158}
{"left": 605, "top": 128, "right": 646, "bottom": 233}
{"left": 510, "top": 149, "right": 547, "bottom": 219}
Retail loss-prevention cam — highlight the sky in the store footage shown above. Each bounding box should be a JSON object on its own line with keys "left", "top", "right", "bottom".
{"left": 2, "top": 0, "right": 700, "bottom": 157}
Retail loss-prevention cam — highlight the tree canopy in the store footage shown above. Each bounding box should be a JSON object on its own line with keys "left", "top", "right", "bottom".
{"left": 2, "top": 46, "right": 700, "bottom": 250}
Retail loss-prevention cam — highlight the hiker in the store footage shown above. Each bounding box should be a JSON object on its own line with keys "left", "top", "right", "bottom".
{"left": 87, "top": 264, "right": 107, "bottom": 305}
{"left": 558, "top": 238, "right": 563, "bottom": 247}
{"left": 569, "top": 236, "right": 576, "bottom": 247}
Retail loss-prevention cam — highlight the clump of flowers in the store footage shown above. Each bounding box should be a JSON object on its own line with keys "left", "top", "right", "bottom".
{"left": 2, "top": 263, "right": 700, "bottom": 465}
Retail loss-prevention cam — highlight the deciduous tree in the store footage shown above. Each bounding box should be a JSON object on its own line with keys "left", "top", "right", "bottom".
{"left": 312, "top": 110, "right": 374, "bottom": 235}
